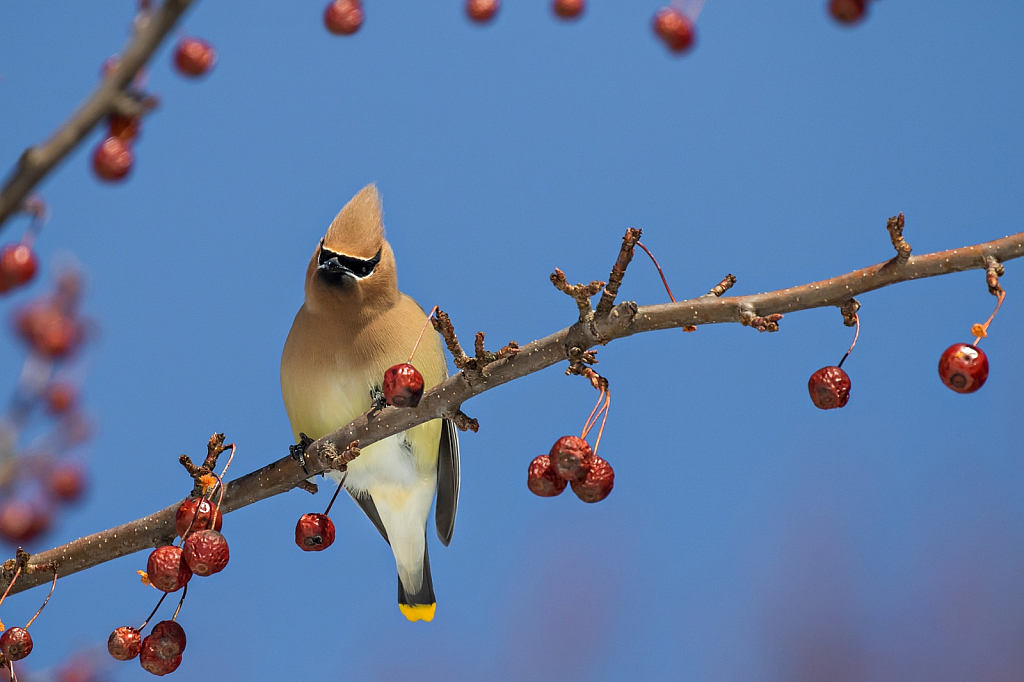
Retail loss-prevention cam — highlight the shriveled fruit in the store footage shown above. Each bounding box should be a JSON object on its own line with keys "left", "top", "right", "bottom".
{"left": 295, "top": 513, "right": 336, "bottom": 551}
{"left": 48, "top": 462, "right": 87, "bottom": 503}
{"left": 173, "top": 37, "right": 216, "bottom": 77}
{"left": 0, "top": 499, "right": 50, "bottom": 544}
{"left": 182, "top": 529, "right": 229, "bottom": 576}
{"left": 150, "top": 620, "right": 186, "bottom": 659}
{"left": 92, "top": 136, "right": 133, "bottom": 182}
{"left": 527, "top": 455, "right": 567, "bottom": 497}
{"left": 382, "top": 363, "right": 424, "bottom": 407}
{"left": 0, "top": 244, "right": 38, "bottom": 293}
{"left": 175, "top": 497, "right": 223, "bottom": 538}
{"left": 570, "top": 455, "right": 614, "bottom": 503}
{"left": 653, "top": 7, "right": 695, "bottom": 53}
{"left": 466, "top": 0, "right": 499, "bottom": 23}
{"left": 146, "top": 546, "right": 192, "bottom": 592}
{"left": 807, "top": 366, "right": 851, "bottom": 410}
{"left": 829, "top": 0, "right": 867, "bottom": 24}
{"left": 553, "top": 0, "right": 584, "bottom": 19}
{"left": 108, "top": 626, "right": 142, "bottom": 661}
{"left": 46, "top": 382, "right": 77, "bottom": 414}
{"left": 139, "top": 635, "right": 181, "bottom": 676}
{"left": 108, "top": 114, "right": 141, "bottom": 143}
{"left": 0, "top": 627, "right": 33, "bottom": 661}
{"left": 938, "top": 343, "right": 988, "bottom": 394}
{"left": 549, "top": 435, "right": 593, "bottom": 481}
{"left": 324, "top": 0, "right": 363, "bottom": 35}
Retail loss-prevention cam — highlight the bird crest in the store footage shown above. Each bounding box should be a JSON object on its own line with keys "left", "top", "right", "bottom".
{"left": 323, "top": 183, "right": 385, "bottom": 259}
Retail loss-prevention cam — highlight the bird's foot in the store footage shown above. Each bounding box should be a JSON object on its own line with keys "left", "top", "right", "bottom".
{"left": 290, "top": 432, "right": 315, "bottom": 474}
{"left": 369, "top": 385, "right": 387, "bottom": 417}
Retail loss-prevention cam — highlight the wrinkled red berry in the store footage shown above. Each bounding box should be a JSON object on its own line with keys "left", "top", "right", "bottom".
{"left": 0, "top": 244, "right": 38, "bottom": 293}
{"left": 295, "top": 513, "right": 336, "bottom": 551}
{"left": 92, "top": 136, "right": 133, "bottom": 182}
{"left": 108, "top": 626, "right": 142, "bottom": 661}
{"left": 653, "top": 7, "right": 695, "bottom": 53}
{"left": 14, "top": 304, "right": 84, "bottom": 358}
{"left": 466, "top": 0, "right": 499, "bottom": 23}
{"left": 182, "top": 529, "right": 229, "bottom": 576}
{"left": 549, "top": 435, "right": 593, "bottom": 481}
{"left": 553, "top": 0, "right": 584, "bottom": 19}
{"left": 0, "top": 500, "right": 50, "bottom": 544}
{"left": 382, "top": 363, "right": 425, "bottom": 407}
{"left": 48, "top": 462, "right": 87, "bottom": 503}
{"left": 808, "top": 366, "right": 851, "bottom": 410}
{"left": 527, "top": 455, "right": 567, "bottom": 497}
{"left": 150, "top": 620, "right": 186, "bottom": 659}
{"left": 175, "top": 498, "right": 223, "bottom": 538}
{"left": 829, "top": 0, "right": 867, "bottom": 24}
{"left": 174, "top": 37, "right": 216, "bottom": 77}
{"left": 324, "top": 0, "right": 363, "bottom": 35}
{"left": 46, "top": 382, "right": 77, "bottom": 414}
{"left": 0, "top": 627, "right": 33, "bottom": 661}
{"left": 146, "top": 546, "right": 192, "bottom": 592}
{"left": 108, "top": 114, "right": 141, "bottom": 143}
{"left": 139, "top": 635, "right": 181, "bottom": 676}
{"left": 938, "top": 343, "right": 989, "bottom": 394}
{"left": 570, "top": 455, "right": 615, "bottom": 503}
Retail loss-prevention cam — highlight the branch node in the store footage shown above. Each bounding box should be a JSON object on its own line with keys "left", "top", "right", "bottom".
{"left": 708, "top": 274, "right": 737, "bottom": 297}
{"left": 839, "top": 298, "right": 861, "bottom": 327}
{"left": 295, "top": 480, "right": 319, "bottom": 495}
{"left": 595, "top": 228, "right": 642, "bottom": 319}
{"left": 432, "top": 309, "right": 474, "bottom": 373}
{"left": 740, "top": 310, "right": 784, "bottom": 333}
{"left": 887, "top": 212, "right": 912, "bottom": 264}
{"left": 985, "top": 255, "right": 1005, "bottom": 296}
{"left": 446, "top": 409, "right": 480, "bottom": 433}
{"left": 550, "top": 268, "right": 605, "bottom": 322}
{"left": 319, "top": 440, "right": 361, "bottom": 472}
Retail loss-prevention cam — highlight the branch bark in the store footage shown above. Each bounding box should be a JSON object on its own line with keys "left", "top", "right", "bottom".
{"left": 0, "top": 0, "right": 198, "bottom": 230}
{"left": 2, "top": 228, "right": 1022, "bottom": 594}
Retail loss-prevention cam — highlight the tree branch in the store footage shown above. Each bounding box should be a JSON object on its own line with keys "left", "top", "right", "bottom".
{"left": 2, "top": 226, "right": 1022, "bottom": 595}
{"left": 0, "top": 0, "right": 198, "bottom": 230}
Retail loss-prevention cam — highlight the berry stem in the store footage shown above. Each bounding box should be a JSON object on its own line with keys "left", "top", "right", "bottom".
{"left": 408, "top": 306, "right": 440, "bottom": 363}
{"left": 0, "top": 566, "right": 22, "bottom": 612}
{"left": 837, "top": 314, "right": 860, "bottom": 369}
{"left": 972, "top": 289, "right": 1006, "bottom": 346}
{"left": 323, "top": 473, "right": 347, "bottom": 516}
{"left": 592, "top": 390, "right": 612, "bottom": 456}
{"left": 581, "top": 385, "right": 607, "bottom": 438}
{"left": 139, "top": 592, "right": 169, "bottom": 630}
{"left": 635, "top": 242, "right": 676, "bottom": 303}
{"left": 23, "top": 570, "right": 57, "bottom": 629}
{"left": 171, "top": 583, "right": 188, "bottom": 622}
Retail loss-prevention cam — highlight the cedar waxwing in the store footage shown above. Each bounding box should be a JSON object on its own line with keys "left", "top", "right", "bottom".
{"left": 280, "top": 184, "right": 459, "bottom": 623}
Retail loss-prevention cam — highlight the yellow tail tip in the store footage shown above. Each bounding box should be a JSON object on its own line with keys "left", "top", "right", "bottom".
{"left": 399, "top": 603, "right": 436, "bottom": 622}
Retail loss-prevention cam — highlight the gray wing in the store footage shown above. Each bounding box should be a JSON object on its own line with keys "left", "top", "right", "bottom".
{"left": 348, "top": 490, "right": 389, "bottom": 545}
{"left": 435, "top": 418, "right": 460, "bottom": 546}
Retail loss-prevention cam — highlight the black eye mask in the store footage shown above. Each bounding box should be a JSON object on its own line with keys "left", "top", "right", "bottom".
{"left": 317, "top": 240, "right": 382, "bottom": 279}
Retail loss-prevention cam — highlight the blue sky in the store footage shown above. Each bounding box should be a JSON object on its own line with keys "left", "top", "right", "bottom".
{"left": 1, "top": 1, "right": 1023, "bottom": 680}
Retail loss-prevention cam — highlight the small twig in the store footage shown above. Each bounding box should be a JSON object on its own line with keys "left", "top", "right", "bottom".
{"left": 887, "top": 212, "right": 912, "bottom": 264}
{"left": 839, "top": 298, "right": 860, "bottom": 327}
{"left": 550, "top": 269, "right": 605, "bottom": 322}
{"left": 432, "top": 310, "right": 472, "bottom": 372}
{"left": 202, "top": 433, "right": 228, "bottom": 471}
{"left": 740, "top": 311, "right": 784, "bottom": 333}
{"left": 595, "top": 228, "right": 642, "bottom": 319}
{"left": 296, "top": 480, "right": 318, "bottom": 495}
{"left": 314, "top": 440, "right": 361, "bottom": 473}
{"left": 445, "top": 409, "right": 479, "bottom": 433}
{"left": 708, "top": 274, "right": 737, "bottom": 297}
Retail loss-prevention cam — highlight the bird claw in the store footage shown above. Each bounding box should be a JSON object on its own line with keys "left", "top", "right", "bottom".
{"left": 369, "top": 385, "right": 387, "bottom": 416}
{"left": 290, "top": 432, "right": 315, "bottom": 474}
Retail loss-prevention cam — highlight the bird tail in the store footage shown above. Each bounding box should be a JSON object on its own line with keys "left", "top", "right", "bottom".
{"left": 397, "top": 541, "right": 435, "bottom": 622}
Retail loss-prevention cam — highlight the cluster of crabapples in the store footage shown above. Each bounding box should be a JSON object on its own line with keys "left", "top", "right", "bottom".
{"left": 529, "top": 435, "right": 615, "bottom": 503}
{"left": 0, "top": 256, "right": 92, "bottom": 545}
{"left": 808, "top": 286, "right": 1006, "bottom": 410}
{"left": 106, "top": 497, "right": 227, "bottom": 675}
{"left": 92, "top": 28, "right": 216, "bottom": 183}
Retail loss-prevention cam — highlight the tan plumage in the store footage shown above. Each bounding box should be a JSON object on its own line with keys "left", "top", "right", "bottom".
{"left": 281, "top": 184, "right": 458, "bottom": 622}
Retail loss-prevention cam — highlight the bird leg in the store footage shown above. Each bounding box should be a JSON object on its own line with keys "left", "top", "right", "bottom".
{"left": 289, "top": 432, "right": 315, "bottom": 474}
